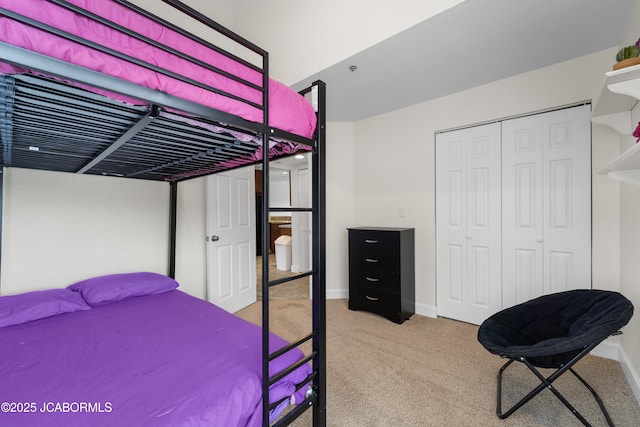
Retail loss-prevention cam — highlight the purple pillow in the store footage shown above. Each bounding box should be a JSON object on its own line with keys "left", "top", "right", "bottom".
{"left": 0, "top": 288, "right": 91, "bottom": 328}
{"left": 67, "top": 272, "right": 179, "bottom": 305}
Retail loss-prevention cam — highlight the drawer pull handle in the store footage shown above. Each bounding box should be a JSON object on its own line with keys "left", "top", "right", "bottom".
{"left": 366, "top": 277, "right": 379, "bottom": 282}
{"left": 365, "top": 239, "right": 378, "bottom": 244}
{"left": 365, "top": 296, "right": 379, "bottom": 301}
{"left": 365, "top": 258, "right": 379, "bottom": 263}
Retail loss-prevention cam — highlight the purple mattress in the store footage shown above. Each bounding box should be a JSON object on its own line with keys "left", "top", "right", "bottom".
{"left": 0, "top": 289, "right": 311, "bottom": 426}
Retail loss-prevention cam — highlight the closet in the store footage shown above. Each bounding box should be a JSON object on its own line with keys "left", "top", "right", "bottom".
{"left": 436, "top": 105, "right": 591, "bottom": 325}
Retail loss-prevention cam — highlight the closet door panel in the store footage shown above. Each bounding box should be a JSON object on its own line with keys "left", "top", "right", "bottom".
{"left": 447, "top": 171, "right": 464, "bottom": 227}
{"left": 548, "top": 159, "right": 572, "bottom": 229}
{"left": 502, "top": 115, "right": 544, "bottom": 307}
{"left": 436, "top": 123, "right": 501, "bottom": 325}
{"left": 446, "top": 244, "right": 464, "bottom": 302}
{"left": 542, "top": 105, "right": 591, "bottom": 292}
{"left": 515, "top": 248, "right": 541, "bottom": 300}
{"left": 468, "top": 244, "right": 490, "bottom": 308}
{"left": 549, "top": 250, "right": 572, "bottom": 293}
{"left": 503, "top": 105, "right": 591, "bottom": 305}
{"left": 436, "top": 131, "right": 468, "bottom": 321}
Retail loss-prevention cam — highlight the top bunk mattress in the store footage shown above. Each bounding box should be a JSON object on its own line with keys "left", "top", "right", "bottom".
{"left": 0, "top": 0, "right": 317, "bottom": 140}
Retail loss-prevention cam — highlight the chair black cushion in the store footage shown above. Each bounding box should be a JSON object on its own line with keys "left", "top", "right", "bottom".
{"left": 477, "top": 290, "right": 634, "bottom": 368}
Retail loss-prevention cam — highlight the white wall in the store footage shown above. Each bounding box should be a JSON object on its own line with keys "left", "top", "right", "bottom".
{"left": 129, "top": 0, "right": 236, "bottom": 33}
{"left": 233, "top": 0, "right": 464, "bottom": 84}
{"left": 128, "top": 0, "right": 257, "bottom": 64}
{"left": 326, "top": 122, "right": 356, "bottom": 298}
{"left": 269, "top": 170, "right": 292, "bottom": 210}
{"left": 0, "top": 168, "right": 170, "bottom": 295}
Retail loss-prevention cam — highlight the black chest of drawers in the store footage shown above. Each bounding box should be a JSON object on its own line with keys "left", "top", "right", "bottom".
{"left": 348, "top": 227, "right": 415, "bottom": 324}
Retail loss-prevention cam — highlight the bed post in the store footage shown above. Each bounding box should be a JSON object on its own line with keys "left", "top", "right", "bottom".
{"left": 261, "top": 48, "right": 272, "bottom": 426}
{"left": 168, "top": 181, "right": 177, "bottom": 279}
{"left": 311, "top": 80, "right": 327, "bottom": 427}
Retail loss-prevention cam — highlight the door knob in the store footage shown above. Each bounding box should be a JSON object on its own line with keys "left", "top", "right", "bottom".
{"left": 207, "top": 235, "right": 220, "bottom": 242}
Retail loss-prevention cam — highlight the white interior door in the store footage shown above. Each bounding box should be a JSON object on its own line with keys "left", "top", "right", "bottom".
{"left": 502, "top": 105, "right": 591, "bottom": 306}
{"left": 436, "top": 123, "right": 502, "bottom": 325}
{"left": 205, "top": 166, "right": 256, "bottom": 313}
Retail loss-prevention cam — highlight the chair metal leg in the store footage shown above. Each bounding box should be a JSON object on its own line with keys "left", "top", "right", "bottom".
{"left": 569, "top": 367, "right": 615, "bottom": 427}
{"left": 496, "top": 358, "right": 550, "bottom": 420}
{"left": 495, "top": 341, "right": 614, "bottom": 427}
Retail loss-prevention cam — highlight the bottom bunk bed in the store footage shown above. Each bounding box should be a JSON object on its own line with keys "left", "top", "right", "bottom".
{"left": 0, "top": 272, "right": 313, "bottom": 427}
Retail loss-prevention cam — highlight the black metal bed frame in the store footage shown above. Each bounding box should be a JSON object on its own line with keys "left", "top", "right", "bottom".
{"left": 0, "top": 1, "right": 326, "bottom": 425}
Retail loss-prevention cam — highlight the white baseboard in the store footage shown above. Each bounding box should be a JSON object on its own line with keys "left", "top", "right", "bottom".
{"left": 590, "top": 340, "right": 620, "bottom": 360}
{"left": 590, "top": 340, "right": 640, "bottom": 405}
{"left": 620, "top": 346, "right": 640, "bottom": 405}
{"left": 326, "top": 289, "right": 348, "bottom": 300}
{"left": 415, "top": 302, "right": 438, "bottom": 318}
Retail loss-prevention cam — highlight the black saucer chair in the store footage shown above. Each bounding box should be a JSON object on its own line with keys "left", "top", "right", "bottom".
{"left": 477, "top": 289, "right": 634, "bottom": 426}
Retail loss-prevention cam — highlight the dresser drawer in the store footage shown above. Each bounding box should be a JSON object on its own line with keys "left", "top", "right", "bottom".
{"left": 349, "top": 230, "right": 400, "bottom": 271}
{"left": 349, "top": 269, "right": 400, "bottom": 294}
{"left": 348, "top": 285, "right": 401, "bottom": 323}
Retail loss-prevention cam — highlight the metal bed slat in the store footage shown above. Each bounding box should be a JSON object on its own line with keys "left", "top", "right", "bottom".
{"left": 14, "top": 104, "right": 131, "bottom": 134}
{"left": 15, "top": 82, "right": 144, "bottom": 121}
{"left": 131, "top": 127, "right": 254, "bottom": 152}
{"left": 121, "top": 138, "right": 258, "bottom": 159}
{"left": 141, "top": 122, "right": 239, "bottom": 145}
{"left": 15, "top": 74, "right": 145, "bottom": 110}
{"left": 15, "top": 95, "right": 140, "bottom": 128}
{"left": 13, "top": 116, "right": 124, "bottom": 142}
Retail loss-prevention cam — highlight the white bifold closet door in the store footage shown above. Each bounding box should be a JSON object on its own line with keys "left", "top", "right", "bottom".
{"left": 435, "top": 123, "right": 503, "bottom": 325}
{"left": 502, "top": 105, "right": 591, "bottom": 307}
{"left": 436, "top": 104, "right": 591, "bottom": 325}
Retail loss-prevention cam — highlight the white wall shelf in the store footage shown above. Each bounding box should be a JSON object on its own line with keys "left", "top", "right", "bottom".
{"left": 600, "top": 141, "right": 640, "bottom": 172}
{"left": 592, "top": 64, "right": 640, "bottom": 134}
{"left": 594, "top": 64, "right": 640, "bottom": 186}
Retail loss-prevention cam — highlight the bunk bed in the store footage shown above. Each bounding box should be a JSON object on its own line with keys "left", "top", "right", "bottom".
{"left": 0, "top": 1, "right": 326, "bottom": 426}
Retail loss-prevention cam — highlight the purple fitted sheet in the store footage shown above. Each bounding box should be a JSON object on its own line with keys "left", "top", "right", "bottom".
{"left": 0, "top": 290, "right": 311, "bottom": 426}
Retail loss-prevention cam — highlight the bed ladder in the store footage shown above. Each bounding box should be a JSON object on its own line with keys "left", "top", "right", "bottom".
{"left": 262, "top": 81, "right": 326, "bottom": 427}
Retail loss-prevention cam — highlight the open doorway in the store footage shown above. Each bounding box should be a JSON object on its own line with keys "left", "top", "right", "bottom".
{"left": 255, "top": 154, "right": 312, "bottom": 301}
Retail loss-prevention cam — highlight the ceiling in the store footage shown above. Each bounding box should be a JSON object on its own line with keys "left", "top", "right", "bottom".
{"left": 292, "top": 0, "right": 635, "bottom": 122}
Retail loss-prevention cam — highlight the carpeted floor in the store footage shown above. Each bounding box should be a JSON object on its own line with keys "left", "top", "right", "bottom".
{"left": 256, "top": 255, "right": 310, "bottom": 300}
{"left": 236, "top": 299, "right": 640, "bottom": 427}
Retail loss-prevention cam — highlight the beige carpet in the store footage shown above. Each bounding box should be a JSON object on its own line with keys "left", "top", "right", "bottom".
{"left": 256, "top": 255, "right": 310, "bottom": 300}
{"left": 236, "top": 299, "right": 640, "bottom": 427}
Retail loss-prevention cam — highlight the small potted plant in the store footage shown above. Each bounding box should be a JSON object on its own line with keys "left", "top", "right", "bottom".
{"left": 614, "top": 39, "right": 640, "bottom": 70}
